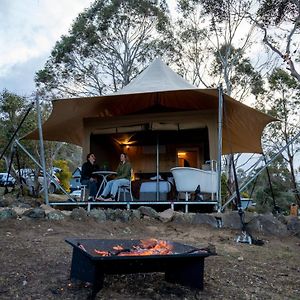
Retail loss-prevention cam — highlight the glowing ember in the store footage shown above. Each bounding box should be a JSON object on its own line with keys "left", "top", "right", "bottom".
{"left": 94, "top": 239, "right": 173, "bottom": 256}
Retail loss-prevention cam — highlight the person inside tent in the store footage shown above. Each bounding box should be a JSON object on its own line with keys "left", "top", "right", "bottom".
{"left": 98, "top": 153, "right": 131, "bottom": 201}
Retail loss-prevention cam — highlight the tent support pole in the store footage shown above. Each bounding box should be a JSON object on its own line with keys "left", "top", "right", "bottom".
{"left": 15, "top": 139, "right": 76, "bottom": 201}
{"left": 217, "top": 85, "right": 224, "bottom": 211}
{"left": 36, "top": 95, "right": 49, "bottom": 205}
{"left": 221, "top": 129, "right": 300, "bottom": 211}
{"left": 156, "top": 134, "right": 160, "bottom": 202}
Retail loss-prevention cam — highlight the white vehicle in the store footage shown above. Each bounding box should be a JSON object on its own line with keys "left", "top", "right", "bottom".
{"left": 0, "top": 173, "right": 16, "bottom": 187}
{"left": 19, "top": 168, "right": 61, "bottom": 194}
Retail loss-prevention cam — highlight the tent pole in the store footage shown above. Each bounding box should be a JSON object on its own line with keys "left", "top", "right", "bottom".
{"left": 221, "top": 129, "right": 300, "bottom": 211}
{"left": 36, "top": 95, "right": 49, "bottom": 205}
{"left": 156, "top": 134, "right": 160, "bottom": 201}
{"left": 217, "top": 85, "right": 224, "bottom": 212}
{"left": 15, "top": 139, "right": 76, "bottom": 201}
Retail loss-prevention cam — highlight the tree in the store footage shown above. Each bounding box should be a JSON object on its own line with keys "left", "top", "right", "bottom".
{"left": 253, "top": 0, "right": 300, "bottom": 82}
{"left": 248, "top": 154, "right": 295, "bottom": 213}
{"left": 35, "top": 0, "right": 174, "bottom": 98}
{"left": 258, "top": 68, "right": 300, "bottom": 204}
{"left": 174, "top": 0, "right": 269, "bottom": 201}
{"left": 175, "top": 0, "right": 266, "bottom": 100}
{"left": 0, "top": 90, "right": 37, "bottom": 173}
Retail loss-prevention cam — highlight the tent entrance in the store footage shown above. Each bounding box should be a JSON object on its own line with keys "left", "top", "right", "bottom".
{"left": 90, "top": 128, "right": 210, "bottom": 175}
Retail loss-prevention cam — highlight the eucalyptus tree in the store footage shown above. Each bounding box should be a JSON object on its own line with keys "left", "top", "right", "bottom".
{"left": 254, "top": 0, "right": 300, "bottom": 82}
{"left": 175, "top": 0, "right": 268, "bottom": 200}
{"left": 175, "top": 0, "right": 265, "bottom": 100}
{"left": 35, "top": 0, "right": 174, "bottom": 98}
{"left": 257, "top": 68, "right": 300, "bottom": 204}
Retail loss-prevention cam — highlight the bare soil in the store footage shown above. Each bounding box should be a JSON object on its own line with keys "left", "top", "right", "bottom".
{"left": 0, "top": 213, "right": 300, "bottom": 300}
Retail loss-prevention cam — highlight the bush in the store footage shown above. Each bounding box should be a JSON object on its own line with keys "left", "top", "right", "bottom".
{"left": 53, "top": 160, "right": 71, "bottom": 192}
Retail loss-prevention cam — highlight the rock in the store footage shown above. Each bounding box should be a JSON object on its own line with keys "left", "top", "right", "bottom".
{"left": 130, "top": 209, "right": 141, "bottom": 220}
{"left": 172, "top": 211, "right": 194, "bottom": 224}
{"left": 89, "top": 209, "right": 107, "bottom": 222}
{"left": 0, "top": 208, "right": 17, "bottom": 220}
{"left": 12, "top": 207, "right": 29, "bottom": 216}
{"left": 47, "top": 210, "right": 65, "bottom": 221}
{"left": 70, "top": 208, "right": 88, "bottom": 220}
{"left": 286, "top": 217, "right": 300, "bottom": 238}
{"left": 192, "top": 213, "right": 218, "bottom": 228}
{"left": 40, "top": 204, "right": 56, "bottom": 215}
{"left": 138, "top": 206, "right": 159, "bottom": 219}
{"left": 119, "top": 210, "right": 131, "bottom": 222}
{"left": 23, "top": 208, "right": 46, "bottom": 219}
{"left": 61, "top": 210, "right": 72, "bottom": 217}
{"left": 246, "top": 213, "right": 289, "bottom": 237}
{"left": 222, "top": 211, "right": 256, "bottom": 230}
{"left": 158, "top": 208, "right": 175, "bottom": 223}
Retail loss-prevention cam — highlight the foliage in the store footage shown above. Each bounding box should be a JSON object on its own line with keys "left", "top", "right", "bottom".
{"left": 53, "top": 160, "right": 72, "bottom": 192}
{"left": 35, "top": 0, "right": 174, "bottom": 98}
{"left": 257, "top": 0, "right": 299, "bottom": 25}
{"left": 0, "top": 90, "right": 38, "bottom": 172}
{"left": 257, "top": 68, "right": 300, "bottom": 204}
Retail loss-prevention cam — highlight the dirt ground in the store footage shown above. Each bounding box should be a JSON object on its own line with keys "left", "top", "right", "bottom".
{"left": 0, "top": 213, "right": 300, "bottom": 300}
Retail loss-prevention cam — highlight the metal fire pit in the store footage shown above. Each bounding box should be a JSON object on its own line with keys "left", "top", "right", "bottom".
{"left": 65, "top": 238, "right": 212, "bottom": 298}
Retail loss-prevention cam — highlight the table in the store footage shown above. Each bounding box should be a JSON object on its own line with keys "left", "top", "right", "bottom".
{"left": 93, "top": 171, "right": 117, "bottom": 198}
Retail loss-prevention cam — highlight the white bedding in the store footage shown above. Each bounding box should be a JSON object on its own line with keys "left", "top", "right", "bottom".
{"left": 140, "top": 181, "right": 171, "bottom": 193}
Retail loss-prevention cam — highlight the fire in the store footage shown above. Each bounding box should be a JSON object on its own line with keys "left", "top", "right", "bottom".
{"left": 94, "top": 239, "right": 173, "bottom": 256}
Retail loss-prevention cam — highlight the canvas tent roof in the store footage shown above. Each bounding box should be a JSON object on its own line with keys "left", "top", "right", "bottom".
{"left": 25, "top": 57, "right": 276, "bottom": 154}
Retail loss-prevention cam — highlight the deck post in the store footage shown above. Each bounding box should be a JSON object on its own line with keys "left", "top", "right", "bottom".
{"left": 217, "top": 85, "right": 224, "bottom": 211}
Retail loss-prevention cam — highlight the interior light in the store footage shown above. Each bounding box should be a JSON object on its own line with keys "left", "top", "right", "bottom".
{"left": 178, "top": 152, "right": 186, "bottom": 156}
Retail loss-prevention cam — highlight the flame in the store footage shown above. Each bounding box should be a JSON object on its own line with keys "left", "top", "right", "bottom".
{"left": 94, "top": 239, "right": 173, "bottom": 257}
{"left": 113, "top": 245, "right": 124, "bottom": 251}
{"left": 94, "top": 249, "right": 110, "bottom": 256}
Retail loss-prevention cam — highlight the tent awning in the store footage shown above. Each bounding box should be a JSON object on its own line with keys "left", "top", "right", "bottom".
{"left": 24, "top": 58, "right": 276, "bottom": 154}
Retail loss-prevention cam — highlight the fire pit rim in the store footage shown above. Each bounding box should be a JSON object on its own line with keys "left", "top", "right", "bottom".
{"left": 65, "top": 238, "right": 211, "bottom": 261}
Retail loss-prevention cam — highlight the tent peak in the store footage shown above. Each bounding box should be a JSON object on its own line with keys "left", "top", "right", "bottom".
{"left": 113, "top": 58, "right": 196, "bottom": 96}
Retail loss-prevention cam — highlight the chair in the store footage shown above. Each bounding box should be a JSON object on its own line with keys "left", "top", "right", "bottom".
{"left": 117, "top": 169, "right": 134, "bottom": 202}
{"left": 80, "top": 184, "right": 87, "bottom": 201}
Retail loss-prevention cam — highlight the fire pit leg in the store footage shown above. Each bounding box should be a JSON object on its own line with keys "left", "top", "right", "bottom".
{"left": 69, "top": 248, "right": 104, "bottom": 297}
{"left": 165, "top": 259, "right": 205, "bottom": 290}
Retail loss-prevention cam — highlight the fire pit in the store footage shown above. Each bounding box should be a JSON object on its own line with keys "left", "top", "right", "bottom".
{"left": 65, "top": 238, "right": 213, "bottom": 298}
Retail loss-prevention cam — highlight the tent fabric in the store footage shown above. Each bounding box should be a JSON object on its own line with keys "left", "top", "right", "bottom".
{"left": 25, "top": 57, "right": 276, "bottom": 154}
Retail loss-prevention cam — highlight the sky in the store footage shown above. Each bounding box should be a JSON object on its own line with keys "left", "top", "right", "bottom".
{"left": 0, "top": 0, "right": 93, "bottom": 96}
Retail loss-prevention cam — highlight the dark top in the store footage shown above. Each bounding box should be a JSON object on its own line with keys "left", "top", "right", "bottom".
{"left": 80, "top": 161, "right": 99, "bottom": 182}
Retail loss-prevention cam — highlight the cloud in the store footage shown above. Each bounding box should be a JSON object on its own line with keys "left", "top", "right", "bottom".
{"left": 0, "top": 0, "right": 92, "bottom": 94}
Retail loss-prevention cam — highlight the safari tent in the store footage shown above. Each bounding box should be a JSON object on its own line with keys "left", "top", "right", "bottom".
{"left": 25, "top": 58, "right": 275, "bottom": 209}
{"left": 26, "top": 58, "right": 274, "bottom": 171}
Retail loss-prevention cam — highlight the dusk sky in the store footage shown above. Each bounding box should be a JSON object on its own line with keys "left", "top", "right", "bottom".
{"left": 0, "top": 0, "right": 93, "bottom": 96}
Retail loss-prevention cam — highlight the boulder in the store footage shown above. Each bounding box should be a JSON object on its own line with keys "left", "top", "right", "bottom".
{"left": 23, "top": 207, "right": 46, "bottom": 219}
{"left": 89, "top": 209, "right": 107, "bottom": 222}
{"left": 130, "top": 209, "right": 141, "bottom": 220}
{"left": 286, "top": 217, "right": 300, "bottom": 238}
{"left": 47, "top": 210, "right": 65, "bottom": 221}
{"left": 0, "top": 208, "right": 17, "bottom": 220}
{"left": 246, "top": 213, "right": 289, "bottom": 237}
{"left": 70, "top": 207, "right": 88, "bottom": 221}
{"left": 158, "top": 209, "right": 175, "bottom": 223}
{"left": 138, "top": 206, "right": 159, "bottom": 219}
{"left": 172, "top": 211, "right": 194, "bottom": 224}
{"left": 192, "top": 213, "right": 218, "bottom": 228}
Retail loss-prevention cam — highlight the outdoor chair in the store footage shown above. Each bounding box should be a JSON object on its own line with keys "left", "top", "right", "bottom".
{"left": 80, "top": 184, "right": 87, "bottom": 201}
{"left": 117, "top": 169, "right": 133, "bottom": 202}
